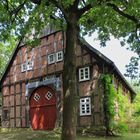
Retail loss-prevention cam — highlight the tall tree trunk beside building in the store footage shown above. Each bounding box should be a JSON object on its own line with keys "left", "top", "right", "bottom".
{"left": 62, "top": 13, "right": 80, "bottom": 140}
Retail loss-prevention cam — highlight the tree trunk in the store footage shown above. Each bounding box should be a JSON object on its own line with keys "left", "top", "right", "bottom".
{"left": 61, "top": 15, "right": 79, "bottom": 140}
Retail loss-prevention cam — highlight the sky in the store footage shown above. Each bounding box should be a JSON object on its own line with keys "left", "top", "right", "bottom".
{"left": 84, "top": 34, "right": 138, "bottom": 75}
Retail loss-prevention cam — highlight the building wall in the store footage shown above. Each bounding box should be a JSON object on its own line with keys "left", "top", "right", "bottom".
{"left": 1, "top": 31, "right": 132, "bottom": 129}
{"left": 1, "top": 31, "right": 64, "bottom": 128}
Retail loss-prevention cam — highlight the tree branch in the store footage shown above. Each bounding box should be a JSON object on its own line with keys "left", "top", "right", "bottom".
{"left": 81, "top": 0, "right": 86, "bottom": 6}
{"left": 73, "top": 0, "right": 80, "bottom": 9}
{"left": 31, "top": 0, "right": 69, "bottom": 21}
{"left": 11, "top": 0, "right": 27, "bottom": 22}
{"left": 107, "top": 3, "right": 140, "bottom": 27}
{"left": 49, "top": 0, "right": 69, "bottom": 21}
{"left": 136, "top": 25, "right": 140, "bottom": 42}
{"left": 78, "top": 4, "right": 92, "bottom": 17}
{"left": 31, "top": 0, "right": 41, "bottom": 5}
{"left": 2, "top": 0, "right": 11, "bottom": 13}
{"left": 5, "top": 0, "right": 9, "bottom": 10}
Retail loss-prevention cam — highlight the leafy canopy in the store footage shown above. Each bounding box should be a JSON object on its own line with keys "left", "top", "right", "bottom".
{"left": 0, "top": 36, "right": 16, "bottom": 78}
{"left": 0, "top": 0, "right": 139, "bottom": 51}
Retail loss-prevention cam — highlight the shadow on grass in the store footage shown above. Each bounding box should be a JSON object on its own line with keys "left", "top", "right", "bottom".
{"left": 0, "top": 128, "right": 60, "bottom": 140}
{"left": 77, "top": 133, "right": 140, "bottom": 140}
{"left": 0, "top": 128, "right": 140, "bottom": 140}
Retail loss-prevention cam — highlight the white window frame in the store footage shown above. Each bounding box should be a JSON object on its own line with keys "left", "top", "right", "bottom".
{"left": 27, "top": 60, "right": 33, "bottom": 71}
{"left": 48, "top": 53, "right": 55, "bottom": 64}
{"left": 56, "top": 51, "right": 63, "bottom": 62}
{"left": 79, "top": 67, "right": 90, "bottom": 82}
{"left": 21, "top": 63, "right": 27, "bottom": 72}
{"left": 80, "top": 97, "right": 91, "bottom": 116}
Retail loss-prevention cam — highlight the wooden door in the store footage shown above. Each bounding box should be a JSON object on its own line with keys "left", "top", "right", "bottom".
{"left": 29, "top": 86, "right": 56, "bottom": 130}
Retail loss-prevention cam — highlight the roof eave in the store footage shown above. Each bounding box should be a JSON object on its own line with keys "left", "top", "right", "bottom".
{"left": 81, "top": 39, "right": 136, "bottom": 96}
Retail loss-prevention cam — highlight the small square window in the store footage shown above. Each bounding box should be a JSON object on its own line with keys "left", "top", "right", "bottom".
{"left": 21, "top": 63, "right": 27, "bottom": 72}
{"left": 3, "top": 110, "right": 9, "bottom": 120}
{"left": 45, "top": 91, "right": 53, "bottom": 100}
{"left": 79, "top": 67, "right": 90, "bottom": 82}
{"left": 48, "top": 53, "right": 55, "bottom": 64}
{"left": 21, "top": 60, "right": 34, "bottom": 72}
{"left": 56, "top": 51, "right": 63, "bottom": 62}
{"left": 34, "top": 93, "right": 40, "bottom": 102}
{"left": 80, "top": 97, "right": 91, "bottom": 116}
{"left": 27, "top": 60, "right": 33, "bottom": 70}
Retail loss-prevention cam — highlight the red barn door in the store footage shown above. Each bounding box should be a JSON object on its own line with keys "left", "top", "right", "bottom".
{"left": 29, "top": 86, "right": 56, "bottom": 130}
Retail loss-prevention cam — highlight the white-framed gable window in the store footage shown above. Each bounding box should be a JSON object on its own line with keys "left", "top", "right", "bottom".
{"left": 21, "top": 60, "right": 33, "bottom": 72}
{"left": 56, "top": 51, "right": 63, "bottom": 62}
{"left": 79, "top": 67, "right": 90, "bottom": 82}
{"left": 80, "top": 97, "right": 91, "bottom": 116}
{"left": 48, "top": 53, "right": 55, "bottom": 64}
{"left": 21, "top": 63, "right": 27, "bottom": 72}
{"left": 27, "top": 60, "right": 33, "bottom": 70}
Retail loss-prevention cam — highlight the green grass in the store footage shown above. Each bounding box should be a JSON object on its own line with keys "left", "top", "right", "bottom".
{"left": 0, "top": 129, "right": 140, "bottom": 140}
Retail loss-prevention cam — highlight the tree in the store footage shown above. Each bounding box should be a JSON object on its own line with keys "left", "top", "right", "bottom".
{"left": 0, "top": 37, "right": 16, "bottom": 78}
{"left": 124, "top": 56, "right": 139, "bottom": 84}
{"left": 0, "top": 0, "right": 140, "bottom": 140}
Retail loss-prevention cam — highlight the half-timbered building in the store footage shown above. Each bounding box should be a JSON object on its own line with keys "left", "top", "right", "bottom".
{"left": 0, "top": 30, "right": 136, "bottom": 132}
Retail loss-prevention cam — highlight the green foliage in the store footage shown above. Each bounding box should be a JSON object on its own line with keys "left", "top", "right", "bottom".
{"left": 101, "top": 74, "right": 116, "bottom": 119}
{"left": 0, "top": 1, "right": 139, "bottom": 50}
{"left": 124, "top": 57, "right": 139, "bottom": 81}
{"left": 101, "top": 74, "right": 131, "bottom": 134}
{"left": 122, "top": 84, "right": 140, "bottom": 133}
{"left": 132, "top": 93, "right": 140, "bottom": 121}
{"left": 0, "top": 36, "right": 16, "bottom": 78}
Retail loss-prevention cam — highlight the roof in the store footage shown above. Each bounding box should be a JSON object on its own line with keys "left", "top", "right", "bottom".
{"left": 0, "top": 31, "right": 136, "bottom": 97}
{"left": 81, "top": 39, "right": 136, "bottom": 96}
{"left": 0, "top": 30, "right": 61, "bottom": 86}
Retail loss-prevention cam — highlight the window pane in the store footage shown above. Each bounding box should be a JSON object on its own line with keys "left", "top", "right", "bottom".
{"left": 50, "top": 55, "right": 54, "bottom": 61}
{"left": 79, "top": 67, "right": 90, "bottom": 81}
{"left": 56, "top": 51, "right": 63, "bottom": 62}
{"left": 82, "top": 111, "right": 85, "bottom": 114}
{"left": 81, "top": 99, "right": 85, "bottom": 102}
{"left": 80, "top": 97, "right": 91, "bottom": 116}
{"left": 48, "top": 54, "right": 55, "bottom": 64}
{"left": 87, "top": 107, "right": 89, "bottom": 110}
{"left": 86, "top": 99, "right": 89, "bottom": 102}
{"left": 86, "top": 110, "right": 90, "bottom": 113}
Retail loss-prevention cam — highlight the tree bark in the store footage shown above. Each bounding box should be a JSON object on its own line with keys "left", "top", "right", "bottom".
{"left": 61, "top": 14, "right": 79, "bottom": 140}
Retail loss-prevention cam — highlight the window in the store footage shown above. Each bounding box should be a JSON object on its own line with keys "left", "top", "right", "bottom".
{"left": 34, "top": 93, "right": 40, "bottom": 102}
{"left": 56, "top": 51, "right": 63, "bottom": 62}
{"left": 45, "top": 91, "right": 53, "bottom": 100}
{"left": 48, "top": 53, "right": 55, "bottom": 64}
{"left": 21, "top": 60, "right": 33, "bottom": 72}
{"left": 79, "top": 67, "right": 90, "bottom": 82}
{"left": 21, "top": 63, "right": 27, "bottom": 72}
{"left": 80, "top": 97, "right": 91, "bottom": 116}
{"left": 3, "top": 110, "right": 9, "bottom": 120}
{"left": 27, "top": 60, "right": 33, "bottom": 70}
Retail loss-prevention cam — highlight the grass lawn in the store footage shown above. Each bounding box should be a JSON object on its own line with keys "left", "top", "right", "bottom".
{"left": 0, "top": 129, "right": 140, "bottom": 140}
